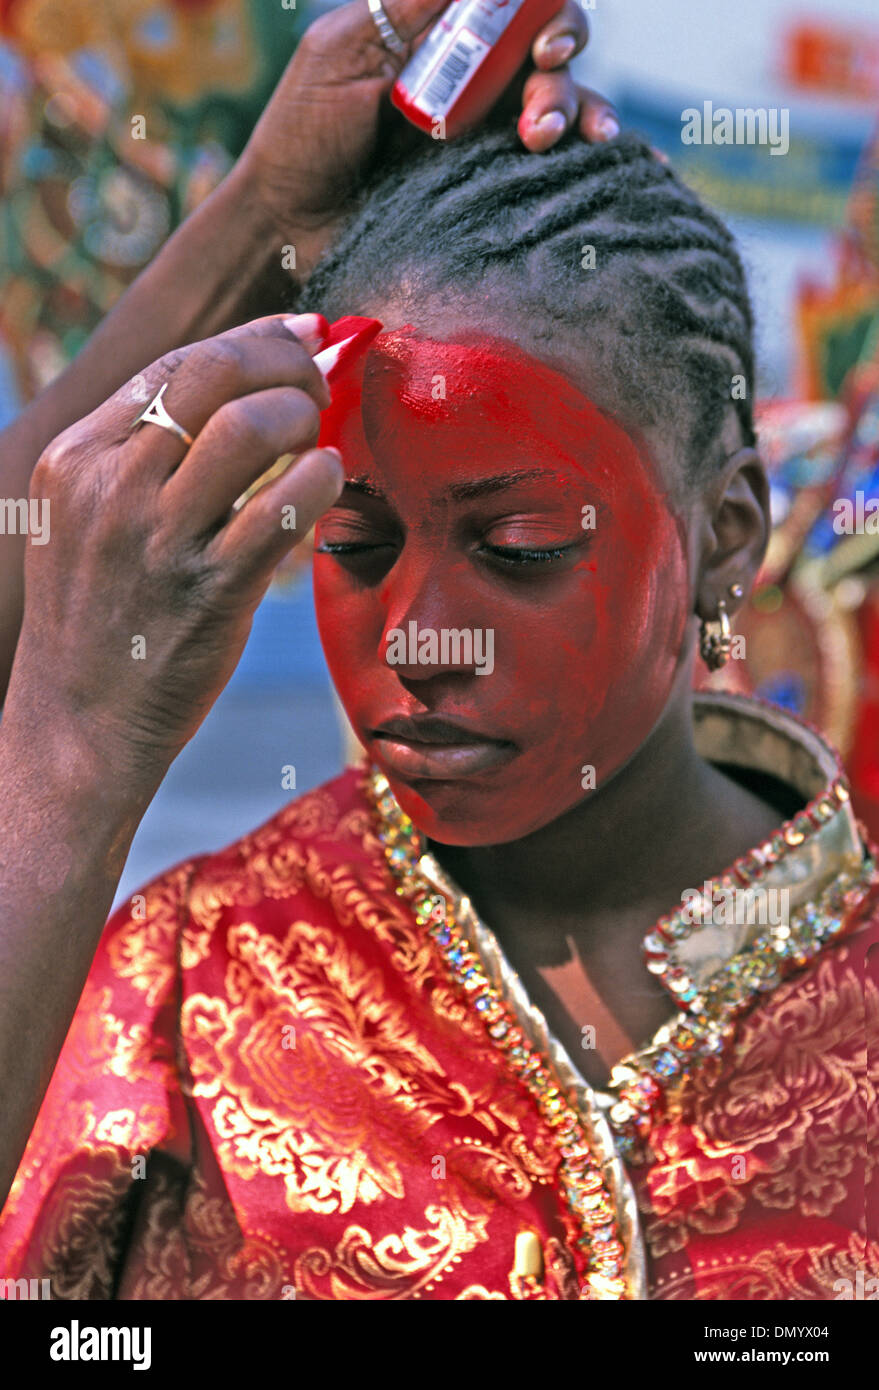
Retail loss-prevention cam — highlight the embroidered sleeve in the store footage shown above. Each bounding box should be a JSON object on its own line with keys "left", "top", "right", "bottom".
{"left": 0, "top": 857, "right": 202, "bottom": 1298}
{"left": 641, "top": 909, "right": 879, "bottom": 1300}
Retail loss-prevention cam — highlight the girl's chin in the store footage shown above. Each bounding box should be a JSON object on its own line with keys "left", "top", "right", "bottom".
{"left": 383, "top": 768, "right": 586, "bottom": 848}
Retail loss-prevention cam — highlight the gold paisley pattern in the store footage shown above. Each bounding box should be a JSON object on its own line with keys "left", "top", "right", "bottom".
{"left": 3, "top": 971, "right": 177, "bottom": 1225}
{"left": 105, "top": 863, "right": 195, "bottom": 1006}
{"left": 28, "top": 1157, "right": 134, "bottom": 1299}
{"left": 181, "top": 908, "right": 557, "bottom": 1229}
{"left": 294, "top": 1203, "right": 490, "bottom": 1301}
{"left": 118, "top": 1158, "right": 295, "bottom": 1301}
{"left": 654, "top": 1232, "right": 879, "bottom": 1301}
{"left": 1, "top": 698, "right": 875, "bottom": 1299}
{"left": 638, "top": 930, "right": 876, "bottom": 1280}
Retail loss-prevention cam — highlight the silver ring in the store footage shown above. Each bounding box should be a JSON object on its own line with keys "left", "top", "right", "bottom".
{"left": 367, "top": 0, "right": 407, "bottom": 57}
{"left": 133, "top": 383, "right": 194, "bottom": 448}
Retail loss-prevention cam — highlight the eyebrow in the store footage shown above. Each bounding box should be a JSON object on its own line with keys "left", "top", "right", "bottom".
{"left": 344, "top": 467, "right": 561, "bottom": 502}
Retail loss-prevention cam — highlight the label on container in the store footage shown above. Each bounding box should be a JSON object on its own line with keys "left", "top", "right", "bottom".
{"left": 398, "top": 0, "right": 529, "bottom": 118}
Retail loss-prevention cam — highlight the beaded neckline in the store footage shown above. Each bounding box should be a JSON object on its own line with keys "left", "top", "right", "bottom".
{"left": 363, "top": 692, "right": 877, "bottom": 1298}
{"left": 367, "top": 764, "right": 635, "bottom": 1299}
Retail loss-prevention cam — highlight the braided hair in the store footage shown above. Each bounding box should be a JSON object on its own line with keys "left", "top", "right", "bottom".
{"left": 300, "top": 128, "right": 757, "bottom": 485}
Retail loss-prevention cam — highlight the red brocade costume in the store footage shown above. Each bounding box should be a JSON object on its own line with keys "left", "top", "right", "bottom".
{"left": 1, "top": 693, "right": 877, "bottom": 1300}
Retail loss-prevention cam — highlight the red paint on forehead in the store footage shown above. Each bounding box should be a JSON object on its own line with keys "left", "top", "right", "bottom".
{"left": 321, "top": 325, "right": 645, "bottom": 478}
{"left": 314, "top": 321, "right": 691, "bottom": 844}
{"left": 319, "top": 323, "right": 644, "bottom": 491}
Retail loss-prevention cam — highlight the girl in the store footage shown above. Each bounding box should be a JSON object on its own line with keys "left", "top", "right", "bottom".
{"left": 1, "top": 24, "right": 875, "bottom": 1304}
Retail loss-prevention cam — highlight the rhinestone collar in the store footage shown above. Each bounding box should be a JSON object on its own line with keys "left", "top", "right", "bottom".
{"left": 608, "top": 691, "right": 875, "bottom": 1157}
{"left": 364, "top": 691, "right": 877, "bottom": 1299}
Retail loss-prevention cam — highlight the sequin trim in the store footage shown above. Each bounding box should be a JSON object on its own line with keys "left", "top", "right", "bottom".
{"left": 369, "top": 769, "right": 629, "bottom": 1301}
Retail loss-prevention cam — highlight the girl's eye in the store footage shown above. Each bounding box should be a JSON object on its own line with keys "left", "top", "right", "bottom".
{"left": 314, "top": 541, "right": 395, "bottom": 555}
{"left": 483, "top": 544, "right": 576, "bottom": 566}
{"left": 315, "top": 541, "right": 580, "bottom": 566}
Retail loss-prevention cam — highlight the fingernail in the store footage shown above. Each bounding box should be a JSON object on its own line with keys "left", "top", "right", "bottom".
{"left": 534, "top": 111, "right": 567, "bottom": 139}
{"left": 597, "top": 112, "right": 620, "bottom": 140}
{"left": 283, "top": 313, "right": 328, "bottom": 353}
{"left": 323, "top": 446, "right": 342, "bottom": 462}
{"left": 541, "top": 34, "right": 576, "bottom": 64}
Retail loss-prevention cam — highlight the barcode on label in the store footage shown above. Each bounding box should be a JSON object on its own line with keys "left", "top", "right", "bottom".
{"left": 416, "top": 33, "right": 489, "bottom": 114}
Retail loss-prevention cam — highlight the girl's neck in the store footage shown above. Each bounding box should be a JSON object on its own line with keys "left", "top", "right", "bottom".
{"left": 426, "top": 693, "right": 783, "bottom": 957}
{"left": 425, "top": 694, "right": 785, "bottom": 1081}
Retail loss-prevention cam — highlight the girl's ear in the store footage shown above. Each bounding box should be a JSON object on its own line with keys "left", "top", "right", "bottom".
{"left": 694, "top": 447, "right": 770, "bottom": 623}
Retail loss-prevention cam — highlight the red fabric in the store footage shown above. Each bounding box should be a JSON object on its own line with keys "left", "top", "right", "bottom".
{"left": 850, "top": 586, "right": 879, "bottom": 847}
{"left": 1, "top": 765, "right": 876, "bottom": 1299}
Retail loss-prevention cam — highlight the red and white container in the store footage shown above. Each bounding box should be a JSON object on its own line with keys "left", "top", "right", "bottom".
{"left": 391, "top": 0, "right": 562, "bottom": 139}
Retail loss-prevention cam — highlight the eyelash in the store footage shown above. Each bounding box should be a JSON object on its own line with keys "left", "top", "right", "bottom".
{"left": 315, "top": 542, "right": 575, "bottom": 567}
{"left": 315, "top": 542, "right": 392, "bottom": 556}
{"left": 485, "top": 545, "right": 573, "bottom": 566}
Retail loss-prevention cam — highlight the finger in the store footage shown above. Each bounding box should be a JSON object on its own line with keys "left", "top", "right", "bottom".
{"left": 159, "top": 386, "right": 325, "bottom": 532}
{"left": 518, "top": 70, "right": 579, "bottom": 152}
{"left": 531, "top": 0, "right": 589, "bottom": 70}
{"left": 363, "top": 0, "right": 450, "bottom": 45}
{"left": 112, "top": 312, "right": 326, "bottom": 454}
{"left": 122, "top": 317, "right": 331, "bottom": 479}
{"left": 575, "top": 85, "right": 621, "bottom": 144}
{"left": 305, "top": 0, "right": 448, "bottom": 78}
{"left": 210, "top": 447, "right": 345, "bottom": 595}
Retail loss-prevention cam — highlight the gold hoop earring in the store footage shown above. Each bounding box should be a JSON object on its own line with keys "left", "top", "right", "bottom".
{"left": 699, "top": 599, "right": 733, "bottom": 670}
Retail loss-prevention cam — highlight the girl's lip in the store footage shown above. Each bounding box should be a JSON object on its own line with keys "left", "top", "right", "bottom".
{"left": 372, "top": 714, "right": 508, "bottom": 745}
{"left": 371, "top": 733, "right": 517, "bottom": 780}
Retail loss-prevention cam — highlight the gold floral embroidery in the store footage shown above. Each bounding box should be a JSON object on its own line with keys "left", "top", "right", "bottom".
{"left": 248, "top": 842, "right": 311, "bottom": 900}
{"left": 308, "top": 864, "right": 490, "bottom": 1042}
{"left": 2, "top": 975, "right": 173, "bottom": 1223}
{"left": 807, "top": 1232, "right": 879, "bottom": 1298}
{"left": 185, "top": 870, "right": 261, "bottom": 954}
{"left": 274, "top": 788, "right": 344, "bottom": 840}
{"left": 444, "top": 1133, "right": 557, "bottom": 1201}
{"left": 640, "top": 943, "right": 874, "bottom": 1257}
{"left": 182, "top": 917, "right": 519, "bottom": 1215}
{"left": 654, "top": 1232, "right": 879, "bottom": 1300}
{"left": 655, "top": 1245, "right": 816, "bottom": 1300}
{"left": 29, "top": 1156, "right": 133, "bottom": 1299}
{"left": 120, "top": 1158, "right": 295, "bottom": 1300}
{"left": 11, "top": 749, "right": 872, "bottom": 1301}
{"left": 106, "top": 863, "right": 195, "bottom": 1004}
{"left": 294, "top": 1203, "right": 491, "bottom": 1300}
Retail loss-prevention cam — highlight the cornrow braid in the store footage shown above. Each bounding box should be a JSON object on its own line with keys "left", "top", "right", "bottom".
{"left": 300, "top": 128, "right": 757, "bottom": 482}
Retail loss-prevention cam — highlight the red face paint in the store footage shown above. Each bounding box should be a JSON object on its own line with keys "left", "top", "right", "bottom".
{"left": 314, "top": 325, "right": 690, "bottom": 846}
{"left": 313, "top": 316, "right": 382, "bottom": 379}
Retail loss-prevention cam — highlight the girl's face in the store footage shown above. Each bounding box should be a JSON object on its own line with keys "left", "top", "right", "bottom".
{"left": 313, "top": 324, "right": 692, "bottom": 846}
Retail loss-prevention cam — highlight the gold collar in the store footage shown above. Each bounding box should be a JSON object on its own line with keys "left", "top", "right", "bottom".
{"left": 366, "top": 691, "right": 876, "bottom": 1300}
